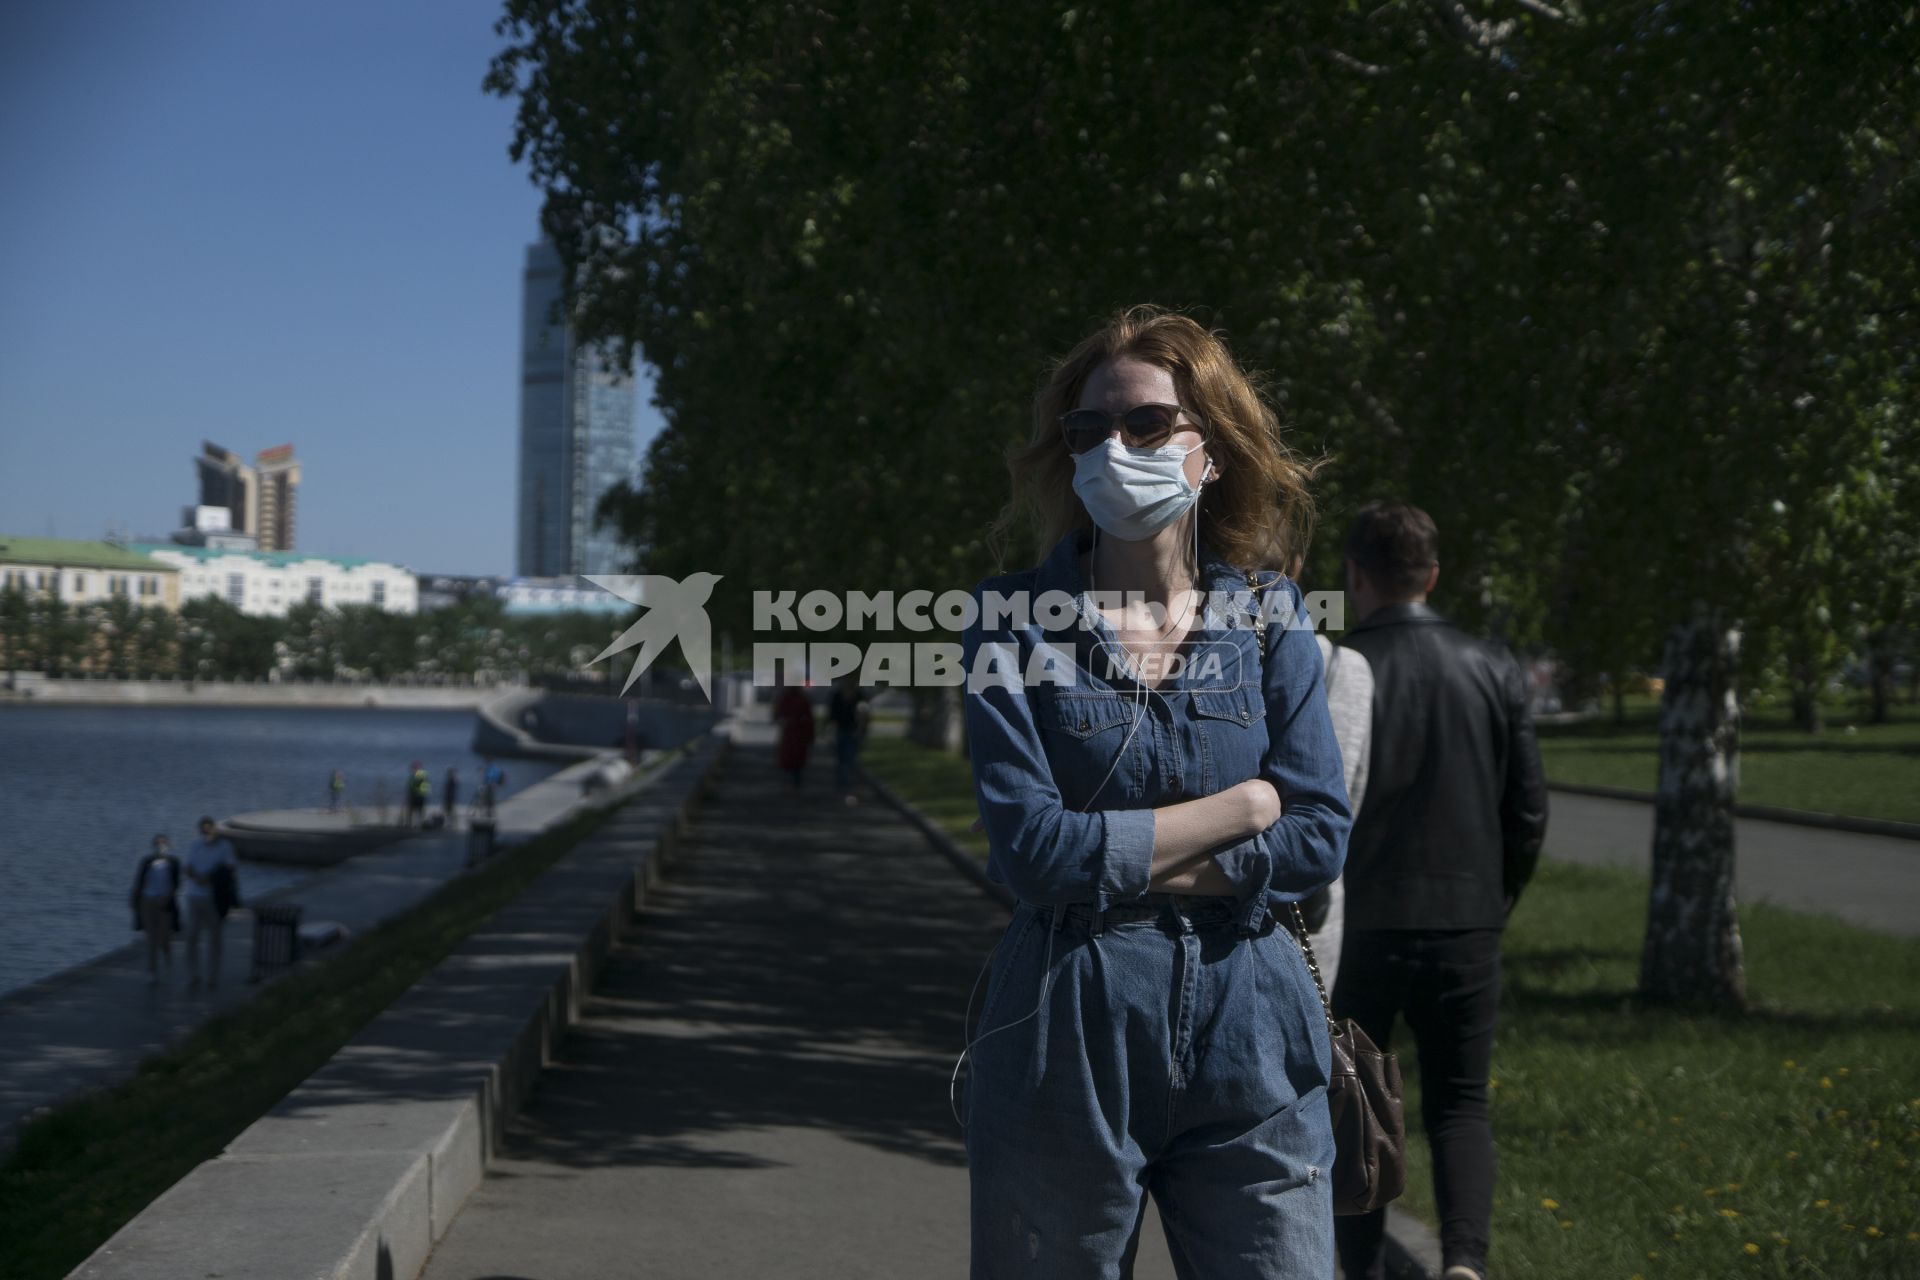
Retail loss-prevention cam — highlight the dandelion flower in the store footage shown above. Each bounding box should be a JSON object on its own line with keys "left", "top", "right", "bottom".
{"left": 1786, "top": 1150, "right": 1799, "bottom": 1159}
{"left": 1814, "top": 1199, "right": 1830, "bottom": 1209}
{"left": 1559, "top": 1219, "right": 1573, "bottom": 1230}
{"left": 1821, "top": 1077, "right": 1833, "bottom": 1089}
{"left": 1704, "top": 1188, "right": 1718, "bottom": 1197}
{"left": 1541, "top": 1198, "right": 1560, "bottom": 1211}
{"left": 1744, "top": 1243, "right": 1760, "bottom": 1256}
{"left": 1866, "top": 1226, "right": 1882, "bottom": 1238}
{"left": 1720, "top": 1208, "right": 1741, "bottom": 1219}
{"left": 1782, "top": 1059, "right": 1796, "bottom": 1069}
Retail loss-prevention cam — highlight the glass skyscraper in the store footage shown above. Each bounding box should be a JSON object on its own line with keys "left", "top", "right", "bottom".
{"left": 515, "top": 241, "right": 637, "bottom": 578}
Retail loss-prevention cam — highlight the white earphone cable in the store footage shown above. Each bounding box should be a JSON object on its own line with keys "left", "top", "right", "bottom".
{"left": 949, "top": 484, "right": 1209, "bottom": 1131}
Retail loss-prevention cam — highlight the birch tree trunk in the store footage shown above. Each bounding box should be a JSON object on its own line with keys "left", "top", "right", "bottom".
{"left": 1640, "top": 607, "right": 1748, "bottom": 1009}
{"left": 909, "top": 685, "right": 966, "bottom": 754}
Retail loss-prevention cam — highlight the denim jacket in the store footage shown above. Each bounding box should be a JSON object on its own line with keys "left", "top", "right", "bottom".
{"left": 960, "top": 528, "right": 1352, "bottom": 936}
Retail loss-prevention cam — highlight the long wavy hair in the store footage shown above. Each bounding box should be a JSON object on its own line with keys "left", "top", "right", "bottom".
{"left": 994, "top": 306, "right": 1318, "bottom": 574}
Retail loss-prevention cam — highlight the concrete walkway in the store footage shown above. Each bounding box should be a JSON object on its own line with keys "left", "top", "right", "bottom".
{"left": 0, "top": 756, "right": 621, "bottom": 1151}
{"left": 419, "top": 734, "right": 1192, "bottom": 1280}
{"left": 1544, "top": 788, "right": 1920, "bottom": 937}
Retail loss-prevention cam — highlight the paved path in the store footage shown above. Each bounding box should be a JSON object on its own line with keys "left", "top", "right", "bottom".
{"left": 0, "top": 758, "right": 617, "bottom": 1150}
{"left": 420, "top": 736, "right": 1186, "bottom": 1280}
{"left": 1544, "top": 789, "right": 1920, "bottom": 936}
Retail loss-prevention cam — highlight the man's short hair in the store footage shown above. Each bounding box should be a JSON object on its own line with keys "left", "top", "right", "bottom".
{"left": 1344, "top": 501, "right": 1439, "bottom": 599}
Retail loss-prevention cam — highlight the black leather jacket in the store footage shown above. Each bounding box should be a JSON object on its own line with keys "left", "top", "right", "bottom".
{"left": 1339, "top": 603, "right": 1549, "bottom": 930}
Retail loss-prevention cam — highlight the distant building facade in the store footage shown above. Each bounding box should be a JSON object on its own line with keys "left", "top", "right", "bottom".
{"left": 0, "top": 537, "right": 180, "bottom": 609}
{"left": 415, "top": 573, "right": 506, "bottom": 612}
{"left": 172, "top": 504, "right": 259, "bottom": 551}
{"left": 515, "top": 241, "right": 637, "bottom": 579}
{"left": 254, "top": 444, "right": 300, "bottom": 552}
{"left": 134, "top": 544, "right": 416, "bottom": 617}
{"left": 195, "top": 442, "right": 255, "bottom": 541}
{"left": 497, "top": 576, "right": 632, "bottom": 616}
{"left": 188, "top": 441, "right": 300, "bottom": 552}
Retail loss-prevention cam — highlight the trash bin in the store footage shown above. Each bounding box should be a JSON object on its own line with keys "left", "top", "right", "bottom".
{"left": 466, "top": 815, "right": 497, "bottom": 867}
{"left": 250, "top": 904, "right": 304, "bottom": 982}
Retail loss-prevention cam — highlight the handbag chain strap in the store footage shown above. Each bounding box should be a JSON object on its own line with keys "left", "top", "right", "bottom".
{"left": 1286, "top": 901, "right": 1336, "bottom": 1027}
{"left": 1249, "top": 568, "right": 1337, "bottom": 1031}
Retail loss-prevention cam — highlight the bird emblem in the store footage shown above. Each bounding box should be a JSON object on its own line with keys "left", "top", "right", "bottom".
{"left": 585, "top": 573, "right": 724, "bottom": 700}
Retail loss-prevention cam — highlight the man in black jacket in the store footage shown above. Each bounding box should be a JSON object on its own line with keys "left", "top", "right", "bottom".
{"left": 1332, "top": 501, "right": 1549, "bottom": 1280}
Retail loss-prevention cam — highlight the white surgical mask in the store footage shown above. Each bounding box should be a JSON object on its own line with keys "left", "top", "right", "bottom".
{"left": 1071, "top": 437, "right": 1209, "bottom": 541}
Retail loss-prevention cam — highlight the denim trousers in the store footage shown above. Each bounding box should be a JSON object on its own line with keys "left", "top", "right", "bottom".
{"left": 966, "top": 895, "right": 1335, "bottom": 1279}
{"left": 184, "top": 895, "right": 222, "bottom": 982}
{"left": 1332, "top": 929, "right": 1503, "bottom": 1279}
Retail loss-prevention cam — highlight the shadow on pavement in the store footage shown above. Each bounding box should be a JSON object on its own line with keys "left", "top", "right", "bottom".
{"left": 484, "top": 745, "right": 1010, "bottom": 1175}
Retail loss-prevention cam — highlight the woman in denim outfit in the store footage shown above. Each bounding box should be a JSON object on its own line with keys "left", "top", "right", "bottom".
{"left": 961, "top": 307, "right": 1351, "bottom": 1279}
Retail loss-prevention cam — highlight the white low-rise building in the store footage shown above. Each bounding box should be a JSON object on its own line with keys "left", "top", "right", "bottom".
{"left": 133, "top": 544, "right": 418, "bottom": 616}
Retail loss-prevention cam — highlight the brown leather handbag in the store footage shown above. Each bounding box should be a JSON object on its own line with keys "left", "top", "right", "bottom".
{"left": 1288, "top": 902, "right": 1407, "bottom": 1215}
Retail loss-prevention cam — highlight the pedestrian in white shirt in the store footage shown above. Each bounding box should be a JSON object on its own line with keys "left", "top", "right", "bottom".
{"left": 1309, "top": 632, "right": 1375, "bottom": 992}
{"left": 183, "top": 816, "right": 236, "bottom": 990}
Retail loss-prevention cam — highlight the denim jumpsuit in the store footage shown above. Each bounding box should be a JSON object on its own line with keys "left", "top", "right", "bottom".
{"left": 960, "top": 528, "right": 1352, "bottom": 1280}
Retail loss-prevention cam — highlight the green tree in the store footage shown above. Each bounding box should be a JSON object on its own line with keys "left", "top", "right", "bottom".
{"left": 0, "top": 587, "right": 31, "bottom": 675}
{"left": 179, "top": 598, "right": 277, "bottom": 680}
{"left": 489, "top": 0, "right": 1920, "bottom": 1009}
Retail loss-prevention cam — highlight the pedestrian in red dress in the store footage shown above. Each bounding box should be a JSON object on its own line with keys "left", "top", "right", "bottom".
{"left": 774, "top": 681, "right": 815, "bottom": 788}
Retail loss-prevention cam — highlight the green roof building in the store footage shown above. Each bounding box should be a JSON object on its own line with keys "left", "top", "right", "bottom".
{"left": 0, "top": 537, "right": 179, "bottom": 608}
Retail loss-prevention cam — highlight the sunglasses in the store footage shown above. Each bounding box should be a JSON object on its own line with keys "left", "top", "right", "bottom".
{"left": 1059, "top": 403, "right": 1206, "bottom": 455}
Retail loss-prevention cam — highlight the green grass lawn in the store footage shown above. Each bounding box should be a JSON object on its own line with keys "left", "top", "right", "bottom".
{"left": 1539, "top": 698, "right": 1920, "bottom": 825}
{"left": 867, "top": 735, "right": 1920, "bottom": 1279}
{"left": 0, "top": 791, "right": 632, "bottom": 1280}
{"left": 866, "top": 732, "right": 991, "bottom": 861}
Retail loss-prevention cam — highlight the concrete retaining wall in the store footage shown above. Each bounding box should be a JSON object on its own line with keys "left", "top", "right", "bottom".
{"left": 7, "top": 673, "right": 505, "bottom": 709}
{"left": 472, "top": 689, "right": 720, "bottom": 762}
{"left": 69, "top": 733, "right": 729, "bottom": 1280}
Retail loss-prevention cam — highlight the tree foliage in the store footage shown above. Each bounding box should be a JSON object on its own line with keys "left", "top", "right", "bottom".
{"left": 490, "top": 0, "right": 1915, "bottom": 663}
{"left": 0, "top": 591, "right": 635, "bottom": 684}
{"left": 488, "top": 0, "right": 1919, "bottom": 1004}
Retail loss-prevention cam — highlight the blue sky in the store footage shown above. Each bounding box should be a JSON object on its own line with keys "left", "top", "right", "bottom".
{"left": 0, "top": 0, "right": 660, "bottom": 575}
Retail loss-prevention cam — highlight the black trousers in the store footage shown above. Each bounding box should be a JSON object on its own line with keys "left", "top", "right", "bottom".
{"left": 1331, "top": 928, "right": 1503, "bottom": 1279}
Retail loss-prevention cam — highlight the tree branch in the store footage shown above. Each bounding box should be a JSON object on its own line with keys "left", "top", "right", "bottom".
{"left": 1508, "top": 0, "right": 1568, "bottom": 20}
{"left": 1319, "top": 46, "right": 1392, "bottom": 77}
{"left": 1428, "top": 0, "right": 1517, "bottom": 49}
